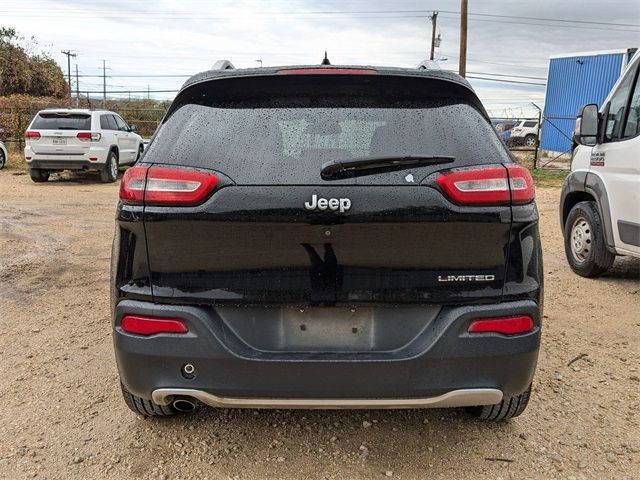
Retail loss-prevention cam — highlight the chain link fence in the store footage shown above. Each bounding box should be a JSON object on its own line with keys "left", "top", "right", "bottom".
{"left": 493, "top": 114, "right": 571, "bottom": 171}
{"left": 0, "top": 98, "right": 166, "bottom": 155}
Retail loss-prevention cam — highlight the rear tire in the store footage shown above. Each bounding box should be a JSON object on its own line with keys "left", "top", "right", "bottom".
{"left": 120, "top": 383, "right": 178, "bottom": 417}
{"left": 136, "top": 144, "right": 144, "bottom": 162}
{"left": 564, "top": 201, "right": 614, "bottom": 277}
{"left": 100, "top": 150, "right": 119, "bottom": 183}
{"left": 29, "top": 168, "right": 49, "bottom": 183}
{"left": 0, "top": 149, "right": 6, "bottom": 169}
{"left": 466, "top": 384, "right": 532, "bottom": 421}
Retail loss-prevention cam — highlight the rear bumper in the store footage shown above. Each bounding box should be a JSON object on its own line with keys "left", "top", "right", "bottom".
{"left": 113, "top": 299, "right": 541, "bottom": 407}
{"left": 27, "top": 159, "right": 105, "bottom": 170}
{"left": 24, "top": 145, "right": 109, "bottom": 169}
{"left": 152, "top": 387, "right": 503, "bottom": 409}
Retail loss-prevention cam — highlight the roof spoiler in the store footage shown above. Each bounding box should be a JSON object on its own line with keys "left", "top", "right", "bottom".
{"left": 211, "top": 60, "right": 235, "bottom": 70}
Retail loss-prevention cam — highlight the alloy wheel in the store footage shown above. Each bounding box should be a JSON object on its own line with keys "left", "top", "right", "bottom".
{"left": 110, "top": 155, "right": 118, "bottom": 178}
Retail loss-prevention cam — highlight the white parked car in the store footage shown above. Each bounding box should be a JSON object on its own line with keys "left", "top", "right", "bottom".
{"left": 560, "top": 51, "right": 640, "bottom": 277}
{"left": 0, "top": 140, "right": 7, "bottom": 169}
{"left": 508, "top": 120, "right": 539, "bottom": 147}
{"left": 24, "top": 109, "right": 144, "bottom": 183}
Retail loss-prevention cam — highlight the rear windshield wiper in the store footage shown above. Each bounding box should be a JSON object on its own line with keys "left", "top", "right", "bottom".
{"left": 320, "top": 155, "right": 455, "bottom": 180}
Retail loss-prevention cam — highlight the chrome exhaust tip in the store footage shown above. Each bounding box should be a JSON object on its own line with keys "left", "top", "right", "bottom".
{"left": 172, "top": 397, "right": 196, "bottom": 413}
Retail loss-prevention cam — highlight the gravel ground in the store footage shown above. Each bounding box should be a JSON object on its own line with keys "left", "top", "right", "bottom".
{"left": 0, "top": 169, "right": 638, "bottom": 480}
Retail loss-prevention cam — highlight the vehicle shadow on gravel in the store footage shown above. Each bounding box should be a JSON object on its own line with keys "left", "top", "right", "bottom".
{"left": 48, "top": 171, "right": 122, "bottom": 184}
{"left": 602, "top": 257, "right": 640, "bottom": 280}
{"left": 136, "top": 406, "right": 521, "bottom": 471}
{"left": 14, "top": 170, "right": 124, "bottom": 184}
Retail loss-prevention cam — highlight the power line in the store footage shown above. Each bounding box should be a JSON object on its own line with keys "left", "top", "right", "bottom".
{"left": 466, "top": 71, "right": 546, "bottom": 81}
{"left": 77, "top": 71, "right": 546, "bottom": 81}
{"left": 82, "top": 89, "right": 180, "bottom": 94}
{"left": 436, "top": 13, "right": 640, "bottom": 33}
{"left": 467, "top": 76, "right": 546, "bottom": 86}
{"left": 4, "top": 7, "right": 639, "bottom": 29}
{"left": 80, "top": 72, "right": 547, "bottom": 95}
{"left": 76, "top": 74, "right": 192, "bottom": 78}
{"left": 436, "top": 10, "right": 640, "bottom": 28}
{"left": 441, "top": 54, "right": 547, "bottom": 71}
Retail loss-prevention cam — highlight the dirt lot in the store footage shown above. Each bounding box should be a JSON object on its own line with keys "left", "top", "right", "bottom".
{"left": 0, "top": 169, "right": 638, "bottom": 480}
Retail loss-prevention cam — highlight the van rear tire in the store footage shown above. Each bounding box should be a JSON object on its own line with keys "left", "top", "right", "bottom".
{"left": 564, "top": 201, "right": 614, "bottom": 277}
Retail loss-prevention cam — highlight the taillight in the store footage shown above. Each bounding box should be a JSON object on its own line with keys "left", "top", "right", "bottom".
{"left": 76, "top": 132, "right": 101, "bottom": 141}
{"left": 468, "top": 315, "right": 535, "bottom": 335}
{"left": 146, "top": 167, "right": 218, "bottom": 205}
{"left": 119, "top": 165, "right": 218, "bottom": 206}
{"left": 25, "top": 131, "right": 41, "bottom": 140}
{"left": 119, "top": 165, "right": 148, "bottom": 204}
{"left": 506, "top": 165, "right": 535, "bottom": 204}
{"left": 436, "top": 165, "right": 534, "bottom": 205}
{"left": 120, "top": 315, "right": 188, "bottom": 335}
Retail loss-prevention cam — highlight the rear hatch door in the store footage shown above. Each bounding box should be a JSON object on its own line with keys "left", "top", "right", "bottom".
{"left": 28, "top": 112, "right": 92, "bottom": 155}
{"left": 141, "top": 72, "right": 513, "bottom": 306}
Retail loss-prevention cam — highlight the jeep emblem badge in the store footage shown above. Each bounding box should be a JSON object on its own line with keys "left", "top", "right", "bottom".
{"left": 304, "top": 194, "right": 351, "bottom": 213}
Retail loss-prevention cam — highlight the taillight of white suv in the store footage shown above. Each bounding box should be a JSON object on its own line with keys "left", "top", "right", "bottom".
{"left": 76, "top": 132, "right": 102, "bottom": 142}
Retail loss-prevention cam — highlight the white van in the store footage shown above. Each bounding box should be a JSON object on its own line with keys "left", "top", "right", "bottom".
{"left": 560, "top": 51, "right": 640, "bottom": 277}
{"left": 24, "top": 109, "right": 143, "bottom": 183}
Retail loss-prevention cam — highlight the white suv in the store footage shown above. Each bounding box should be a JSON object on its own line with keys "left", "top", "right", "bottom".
{"left": 508, "top": 120, "right": 539, "bottom": 147}
{"left": 560, "top": 51, "right": 639, "bottom": 276}
{"left": 24, "top": 109, "right": 144, "bottom": 183}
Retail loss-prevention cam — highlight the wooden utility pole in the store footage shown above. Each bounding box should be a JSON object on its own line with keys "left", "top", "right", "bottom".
{"left": 429, "top": 11, "right": 438, "bottom": 61}
{"left": 102, "top": 60, "right": 107, "bottom": 106}
{"left": 459, "top": 0, "right": 468, "bottom": 77}
{"left": 75, "top": 63, "right": 80, "bottom": 107}
{"left": 61, "top": 50, "right": 76, "bottom": 98}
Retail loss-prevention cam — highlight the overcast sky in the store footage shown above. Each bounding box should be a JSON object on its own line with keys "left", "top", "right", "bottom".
{"left": 2, "top": 0, "right": 639, "bottom": 116}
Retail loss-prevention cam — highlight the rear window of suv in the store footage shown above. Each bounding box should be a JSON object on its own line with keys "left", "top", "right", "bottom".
{"left": 145, "top": 74, "right": 511, "bottom": 185}
{"left": 31, "top": 113, "right": 91, "bottom": 130}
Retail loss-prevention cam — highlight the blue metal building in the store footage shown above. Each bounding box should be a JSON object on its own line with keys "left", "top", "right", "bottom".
{"left": 541, "top": 48, "right": 637, "bottom": 153}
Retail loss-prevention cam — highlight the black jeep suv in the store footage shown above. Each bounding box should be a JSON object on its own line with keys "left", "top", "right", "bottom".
{"left": 111, "top": 64, "right": 542, "bottom": 421}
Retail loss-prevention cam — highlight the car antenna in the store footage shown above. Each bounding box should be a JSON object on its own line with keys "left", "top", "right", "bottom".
{"left": 321, "top": 51, "right": 331, "bottom": 65}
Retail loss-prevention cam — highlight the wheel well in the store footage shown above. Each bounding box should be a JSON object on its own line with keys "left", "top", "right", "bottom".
{"left": 110, "top": 146, "right": 119, "bottom": 159}
{"left": 562, "top": 191, "right": 596, "bottom": 228}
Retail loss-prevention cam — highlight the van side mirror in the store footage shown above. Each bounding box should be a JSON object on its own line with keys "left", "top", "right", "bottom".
{"left": 574, "top": 104, "right": 598, "bottom": 146}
